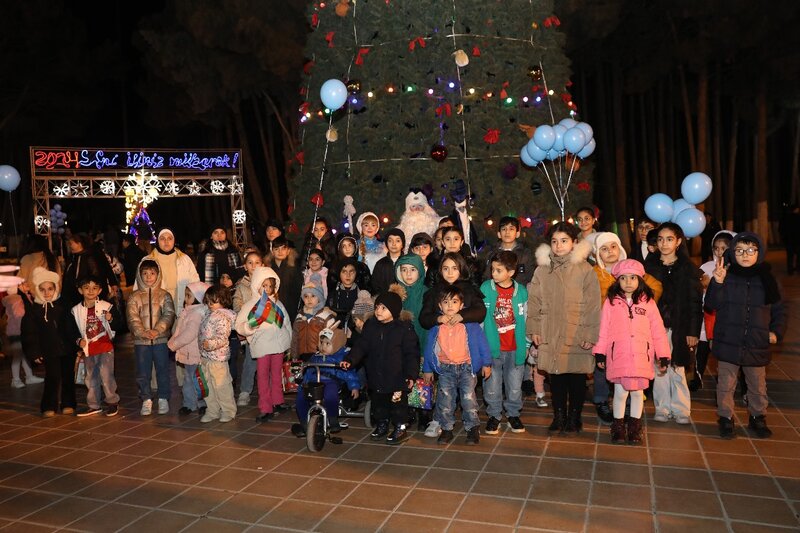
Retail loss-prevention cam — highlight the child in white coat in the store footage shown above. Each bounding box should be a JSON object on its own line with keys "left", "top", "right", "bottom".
{"left": 168, "top": 282, "right": 211, "bottom": 416}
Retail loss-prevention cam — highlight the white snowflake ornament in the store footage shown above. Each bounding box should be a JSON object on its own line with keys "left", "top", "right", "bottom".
{"left": 232, "top": 210, "right": 247, "bottom": 224}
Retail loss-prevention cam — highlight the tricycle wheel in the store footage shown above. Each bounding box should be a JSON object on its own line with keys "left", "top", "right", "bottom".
{"left": 306, "top": 413, "right": 326, "bottom": 452}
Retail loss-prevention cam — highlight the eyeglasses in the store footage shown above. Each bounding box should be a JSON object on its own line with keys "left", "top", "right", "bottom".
{"left": 734, "top": 247, "right": 758, "bottom": 256}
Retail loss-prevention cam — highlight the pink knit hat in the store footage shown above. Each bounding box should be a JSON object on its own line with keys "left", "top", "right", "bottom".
{"left": 611, "top": 259, "right": 645, "bottom": 278}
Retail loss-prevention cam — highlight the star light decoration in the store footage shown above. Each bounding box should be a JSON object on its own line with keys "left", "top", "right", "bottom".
{"left": 124, "top": 169, "right": 162, "bottom": 228}
{"left": 232, "top": 210, "right": 247, "bottom": 224}
{"left": 71, "top": 181, "right": 89, "bottom": 197}
{"left": 210, "top": 180, "right": 226, "bottom": 194}
{"left": 228, "top": 179, "right": 244, "bottom": 195}
{"left": 99, "top": 180, "right": 116, "bottom": 195}
{"left": 52, "top": 183, "right": 70, "bottom": 197}
{"left": 187, "top": 181, "right": 201, "bottom": 195}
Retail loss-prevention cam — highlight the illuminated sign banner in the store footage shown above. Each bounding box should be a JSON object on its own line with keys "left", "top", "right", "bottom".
{"left": 32, "top": 148, "right": 240, "bottom": 172}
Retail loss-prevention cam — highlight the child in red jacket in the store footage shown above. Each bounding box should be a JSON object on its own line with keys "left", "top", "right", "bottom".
{"left": 594, "top": 260, "right": 671, "bottom": 445}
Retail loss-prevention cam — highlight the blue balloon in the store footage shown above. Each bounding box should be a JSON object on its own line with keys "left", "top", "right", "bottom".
{"left": 559, "top": 118, "right": 577, "bottom": 129}
{"left": 670, "top": 198, "right": 695, "bottom": 222}
{"left": 525, "top": 138, "right": 547, "bottom": 161}
{"left": 675, "top": 207, "right": 707, "bottom": 238}
{"left": 0, "top": 165, "right": 21, "bottom": 192}
{"left": 563, "top": 127, "right": 587, "bottom": 154}
{"left": 552, "top": 124, "right": 567, "bottom": 152}
{"left": 681, "top": 172, "right": 713, "bottom": 204}
{"left": 519, "top": 147, "right": 538, "bottom": 167}
{"left": 533, "top": 125, "right": 556, "bottom": 151}
{"left": 546, "top": 148, "right": 561, "bottom": 161}
{"left": 320, "top": 79, "right": 348, "bottom": 111}
{"left": 644, "top": 193, "right": 674, "bottom": 223}
{"left": 577, "top": 138, "right": 596, "bottom": 159}
{"left": 53, "top": 204, "right": 61, "bottom": 212}
{"left": 576, "top": 122, "right": 594, "bottom": 143}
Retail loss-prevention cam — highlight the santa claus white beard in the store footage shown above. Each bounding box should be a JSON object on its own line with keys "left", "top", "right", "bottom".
{"left": 397, "top": 210, "right": 439, "bottom": 251}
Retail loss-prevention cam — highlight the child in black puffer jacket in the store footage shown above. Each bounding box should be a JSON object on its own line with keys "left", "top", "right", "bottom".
{"left": 705, "top": 231, "right": 786, "bottom": 439}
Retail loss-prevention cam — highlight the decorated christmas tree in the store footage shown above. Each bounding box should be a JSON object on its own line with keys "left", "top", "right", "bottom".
{"left": 290, "top": 0, "right": 592, "bottom": 243}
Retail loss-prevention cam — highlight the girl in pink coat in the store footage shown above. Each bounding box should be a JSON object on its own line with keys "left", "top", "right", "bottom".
{"left": 594, "top": 259, "right": 671, "bottom": 445}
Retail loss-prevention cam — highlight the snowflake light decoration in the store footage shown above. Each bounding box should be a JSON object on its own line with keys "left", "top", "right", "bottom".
{"left": 210, "top": 180, "right": 225, "bottom": 194}
{"left": 124, "top": 170, "right": 161, "bottom": 207}
{"left": 228, "top": 179, "right": 243, "bottom": 195}
{"left": 71, "top": 181, "right": 89, "bottom": 197}
{"left": 187, "top": 181, "right": 201, "bottom": 195}
{"left": 99, "top": 180, "right": 116, "bottom": 195}
{"left": 53, "top": 183, "right": 70, "bottom": 197}
{"left": 232, "top": 210, "right": 247, "bottom": 224}
{"left": 163, "top": 181, "right": 180, "bottom": 195}
{"left": 34, "top": 216, "right": 47, "bottom": 229}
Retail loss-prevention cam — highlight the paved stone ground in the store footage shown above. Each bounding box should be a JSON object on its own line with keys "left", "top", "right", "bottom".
{"left": 0, "top": 253, "right": 796, "bottom": 532}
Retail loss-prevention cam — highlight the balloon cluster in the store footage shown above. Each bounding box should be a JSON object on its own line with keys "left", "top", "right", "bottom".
{"left": 519, "top": 118, "right": 596, "bottom": 220}
{"left": 644, "top": 172, "right": 713, "bottom": 238}
{"left": 519, "top": 118, "right": 596, "bottom": 167}
{"left": 0, "top": 165, "right": 21, "bottom": 192}
{"left": 49, "top": 204, "right": 68, "bottom": 235}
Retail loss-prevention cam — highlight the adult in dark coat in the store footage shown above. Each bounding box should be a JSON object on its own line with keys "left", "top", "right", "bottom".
{"left": 780, "top": 204, "right": 800, "bottom": 275}
{"left": 62, "top": 233, "right": 119, "bottom": 309}
{"left": 195, "top": 227, "right": 242, "bottom": 284}
{"left": 118, "top": 234, "right": 145, "bottom": 287}
{"left": 264, "top": 236, "right": 303, "bottom": 317}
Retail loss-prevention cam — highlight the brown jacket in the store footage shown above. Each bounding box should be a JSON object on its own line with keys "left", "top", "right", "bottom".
{"left": 526, "top": 240, "right": 600, "bottom": 374}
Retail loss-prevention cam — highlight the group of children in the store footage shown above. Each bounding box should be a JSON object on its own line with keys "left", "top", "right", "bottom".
{"left": 10, "top": 206, "right": 786, "bottom": 446}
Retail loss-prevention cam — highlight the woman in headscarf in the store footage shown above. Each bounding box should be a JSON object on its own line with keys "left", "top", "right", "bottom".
{"left": 142, "top": 229, "right": 200, "bottom": 317}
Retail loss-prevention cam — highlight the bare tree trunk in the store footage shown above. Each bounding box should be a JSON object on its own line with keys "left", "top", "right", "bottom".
{"left": 657, "top": 81, "right": 668, "bottom": 193}
{"left": 712, "top": 62, "right": 723, "bottom": 219}
{"left": 755, "top": 81, "right": 769, "bottom": 243}
{"left": 677, "top": 65, "right": 697, "bottom": 170}
{"left": 724, "top": 107, "right": 738, "bottom": 230}
{"left": 252, "top": 97, "right": 283, "bottom": 218}
{"left": 636, "top": 93, "right": 649, "bottom": 214}
{"left": 612, "top": 64, "right": 630, "bottom": 250}
{"left": 233, "top": 108, "right": 269, "bottom": 224}
{"left": 696, "top": 65, "right": 710, "bottom": 174}
{"left": 792, "top": 110, "right": 800, "bottom": 205}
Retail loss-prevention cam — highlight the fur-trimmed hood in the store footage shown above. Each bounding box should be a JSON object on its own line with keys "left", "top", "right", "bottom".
{"left": 535, "top": 239, "right": 593, "bottom": 269}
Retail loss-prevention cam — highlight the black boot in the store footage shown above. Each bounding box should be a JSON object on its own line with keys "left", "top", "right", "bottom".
{"left": 718, "top": 416, "right": 736, "bottom": 440}
{"left": 610, "top": 418, "right": 626, "bottom": 444}
{"left": 370, "top": 420, "right": 390, "bottom": 441}
{"left": 548, "top": 409, "right": 566, "bottom": 434}
{"left": 417, "top": 409, "right": 431, "bottom": 432}
{"left": 626, "top": 417, "right": 643, "bottom": 445}
{"left": 595, "top": 401, "right": 613, "bottom": 425}
{"left": 565, "top": 409, "right": 583, "bottom": 434}
{"left": 748, "top": 415, "right": 772, "bottom": 439}
{"left": 386, "top": 424, "right": 409, "bottom": 445}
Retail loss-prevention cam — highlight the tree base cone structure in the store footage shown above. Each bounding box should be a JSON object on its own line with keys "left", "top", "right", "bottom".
{"left": 290, "top": 1, "right": 593, "bottom": 241}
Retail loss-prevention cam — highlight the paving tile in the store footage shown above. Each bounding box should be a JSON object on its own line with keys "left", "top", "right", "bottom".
{"left": 451, "top": 520, "right": 516, "bottom": 532}
{"left": 65, "top": 502, "right": 146, "bottom": 533}
{"left": 656, "top": 514, "right": 729, "bottom": 533}
{"left": 434, "top": 450, "right": 489, "bottom": 471}
{"left": 81, "top": 453, "right": 144, "bottom": 475}
{"left": 519, "top": 500, "right": 585, "bottom": 531}
{"left": 0, "top": 491, "right": 61, "bottom": 520}
{"left": 455, "top": 494, "right": 525, "bottom": 525}
{"left": 386, "top": 446, "right": 442, "bottom": 467}
{"left": 652, "top": 466, "right": 715, "bottom": 491}
{"left": 228, "top": 450, "right": 290, "bottom": 471}
{"left": 119, "top": 509, "right": 197, "bottom": 532}
{"left": 343, "top": 482, "right": 409, "bottom": 511}
{"left": 272, "top": 455, "right": 332, "bottom": 476}
{"left": 341, "top": 443, "right": 395, "bottom": 462}
{"left": 473, "top": 472, "right": 533, "bottom": 500}
{"left": 365, "top": 463, "right": 428, "bottom": 487}
{"left": 590, "top": 481, "right": 651, "bottom": 510}
{"left": 21, "top": 496, "right": 99, "bottom": 527}
{"left": 259, "top": 499, "right": 334, "bottom": 530}
{"left": 182, "top": 517, "right": 253, "bottom": 532}
{"left": 242, "top": 472, "right": 309, "bottom": 498}
{"left": 202, "top": 467, "right": 265, "bottom": 492}
{"left": 594, "top": 444, "right": 649, "bottom": 463}
{"left": 397, "top": 488, "right": 465, "bottom": 518}
{"left": 529, "top": 476, "right": 589, "bottom": 504}
{"left": 35, "top": 470, "right": 108, "bottom": 496}
{"left": 417, "top": 468, "right": 479, "bottom": 492}
{"left": 593, "top": 461, "right": 651, "bottom": 485}
{"left": 155, "top": 462, "right": 216, "bottom": 485}
{"left": 655, "top": 487, "right": 724, "bottom": 518}
{"left": 207, "top": 492, "right": 280, "bottom": 523}
{"left": 316, "top": 505, "right": 390, "bottom": 533}
{"left": 761, "top": 456, "right": 800, "bottom": 478}
{"left": 492, "top": 437, "right": 546, "bottom": 457}
{"left": 705, "top": 452, "right": 770, "bottom": 474}
{"left": 117, "top": 457, "right": 180, "bottom": 479}
{"left": 650, "top": 448, "right": 707, "bottom": 469}
{"left": 720, "top": 493, "right": 799, "bottom": 526}
{"left": 776, "top": 477, "right": 800, "bottom": 500}
{"left": 712, "top": 471, "right": 784, "bottom": 498}
{"left": 0, "top": 466, "right": 68, "bottom": 490}
{"left": 730, "top": 522, "right": 800, "bottom": 533}
{"left": 485, "top": 454, "right": 540, "bottom": 476}
{"left": 380, "top": 512, "right": 450, "bottom": 533}
{"left": 536, "top": 457, "right": 594, "bottom": 480}
{"left": 118, "top": 480, "right": 187, "bottom": 507}
{"left": 164, "top": 487, "right": 231, "bottom": 516}
{"left": 320, "top": 459, "right": 379, "bottom": 482}
{"left": 587, "top": 507, "right": 654, "bottom": 532}
{"left": 75, "top": 475, "right": 146, "bottom": 501}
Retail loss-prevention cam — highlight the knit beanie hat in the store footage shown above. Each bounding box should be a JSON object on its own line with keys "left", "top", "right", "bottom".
{"left": 300, "top": 282, "right": 325, "bottom": 313}
{"left": 611, "top": 259, "right": 645, "bottom": 279}
{"left": 593, "top": 232, "right": 627, "bottom": 270}
{"left": 351, "top": 290, "right": 374, "bottom": 318}
{"left": 375, "top": 290, "right": 403, "bottom": 320}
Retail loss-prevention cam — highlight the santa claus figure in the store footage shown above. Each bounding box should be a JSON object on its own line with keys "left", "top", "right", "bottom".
{"left": 397, "top": 189, "right": 440, "bottom": 252}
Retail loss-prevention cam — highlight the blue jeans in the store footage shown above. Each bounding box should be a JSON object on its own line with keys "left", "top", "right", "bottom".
{"left": 484, "top": 351, "right": 524, "bottom": 418}
{"left": 179, "top": 363, "right": 206, "bottom": 411}
{"left": 83, "top": 351, "right": 120, "bottom": 409}
{"left": 239, "top": 344, "right": 257, "bottom": 395}
{"left": 135, "top": 344, "right": 170, "bottom": 400}
{"left": 434, "top": 363, "right": 480, "bottom": 431}
{"left": 593, "top": 364, "right": 610, "bottom": 404}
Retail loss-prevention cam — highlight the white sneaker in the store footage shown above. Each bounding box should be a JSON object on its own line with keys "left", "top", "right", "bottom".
{"left": 424, "top": 420, "right": 441, "bottom": 438}
{"left": 535, "top": 395, "right": 548, "bottom": 408}
{"left": 237, "top": 392, "right": 250, "bottom": 406}
{"left": 140, "top": 399, "right": 153, "bottom": 416}
{"left": 675, "top": 415, "right": 692, "bottom": 425}
{"left": 158, "top": 399, "right": 169, "bottom": 415}
{"left": 25, "top": 375, "right": 44, "bottom": 385}
{"left": 11, "top": 379, "right": 25, "bottom": 389}
{"left": 653, "top": 412, "right": 670, "bottom": 422}
{"left": 219, "top": 414, "right": 234, "bottom": 423}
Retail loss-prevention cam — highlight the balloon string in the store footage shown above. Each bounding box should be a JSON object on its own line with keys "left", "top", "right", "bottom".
{"left": 305, "top": 113, "right": 334, "bottom": 269}
{"left": 539, "top": 60, "right": 555, "bottom": 125}
{"left": 8, "top": 194, "right": 18, "bottom": 258}
{"left": 538, "top": 164, "right": 563, "bottom": 219}
{"left": 450, "top": 0, "right": 473, "bottom": 214}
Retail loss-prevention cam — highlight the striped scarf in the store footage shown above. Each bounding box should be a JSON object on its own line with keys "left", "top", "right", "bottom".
{"left": 247, "top": 292, "right": 285, "bottom": 329}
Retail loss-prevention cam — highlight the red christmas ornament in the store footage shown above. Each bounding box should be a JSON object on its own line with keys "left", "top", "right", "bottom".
{"left": 472, "top": 46, "right": 481, "bottom": 56}
{"left": 483, "top": 128, "right": 500, "bottom": 144}
{"left": 430, "top": 144, "right": 448, "bottom": 162}
{"left": 311, "top": 192, "right": 324, "bottom": 207}
{"left": 311, "top": 13, "right": 319, "bottom": 28}
{"left": 408, "top": 37, "right": 426, "bottom": 51}
{"left": 288, "top": 222, "right": 300, "bottom": 234}
{"left": 499, "top": 81, "right": 509, "bottom": 99}
{"left": 577, "top": 181, "right": 591, "bottom": 192}
{"left": 325, "top": 31, "right": 335, "bottom": 47}
{"left": 435, "top": 102, "right": 452, "bottom": 117}
{"left": 355, "top": 47, "right": 370, "bottom": 65}
{"left": 295, "top": 151, "right": 305, "bottom": 165}
{"left": 518, "top": 216, "right": 533, "bottom": 229}
{"left": 287, "top": 202, "right": 295, "bottom": 215}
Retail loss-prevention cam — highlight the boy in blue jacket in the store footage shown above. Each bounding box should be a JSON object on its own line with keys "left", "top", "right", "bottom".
{"left": 705, "top": 232, "right": 786, "bottom": 439}
{"left": 481, "top": 251, "right": 528, "bottom": 434}
{"left": 423, "top": 286, "right": 492, "bottom": 445}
